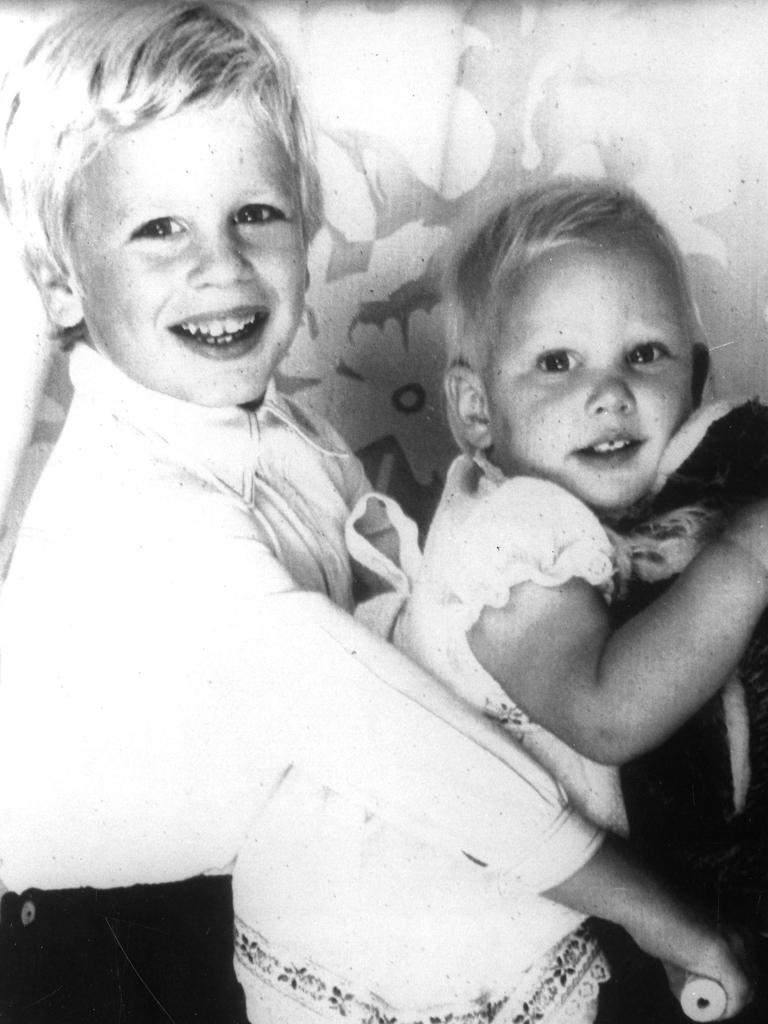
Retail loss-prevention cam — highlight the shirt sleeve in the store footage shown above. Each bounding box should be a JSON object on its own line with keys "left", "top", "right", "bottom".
{"left": 0, "top": 476, "right": 601, "bottom": 894}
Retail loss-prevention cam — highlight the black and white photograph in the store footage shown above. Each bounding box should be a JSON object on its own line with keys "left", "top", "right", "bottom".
{"left": 1, "top": 2, "right": 768, "bottom": 1022}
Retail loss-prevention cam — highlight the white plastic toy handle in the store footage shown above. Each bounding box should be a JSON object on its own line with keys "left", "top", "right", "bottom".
{"left": 670, "top": 971, "right": 727, "bottom": 1022}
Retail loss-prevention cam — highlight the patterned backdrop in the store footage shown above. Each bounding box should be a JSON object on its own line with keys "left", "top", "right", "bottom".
{"left": 2, "top": 0, "right": 768, "bottom": 571}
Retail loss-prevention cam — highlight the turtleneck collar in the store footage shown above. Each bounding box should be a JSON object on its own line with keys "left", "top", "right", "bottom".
{"left": 67, "top": 343, "right": 340, "bottom": 500}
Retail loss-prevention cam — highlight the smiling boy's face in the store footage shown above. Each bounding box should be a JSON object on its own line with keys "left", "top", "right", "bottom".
{"left": 55, "top": 96, "right": 307, "bottom": 406}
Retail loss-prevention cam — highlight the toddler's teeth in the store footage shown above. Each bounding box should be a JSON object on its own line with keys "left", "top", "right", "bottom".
{"left": 592, "top": 439, "right": 630, "bottom": 453}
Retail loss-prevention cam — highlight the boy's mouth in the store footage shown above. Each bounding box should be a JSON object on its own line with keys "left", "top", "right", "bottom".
{"left": 169, "top": 309, "right": 268, "bottom": 357}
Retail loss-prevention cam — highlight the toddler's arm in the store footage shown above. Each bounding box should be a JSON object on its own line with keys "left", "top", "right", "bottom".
{"left": 546, "top": 835, "right": 754, "bottom": 1019}
{"left": 468, "top": 499, "right": 768, "bottom": 763}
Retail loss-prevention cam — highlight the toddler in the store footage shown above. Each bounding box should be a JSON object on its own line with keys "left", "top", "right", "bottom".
{"left": 352, "top": 177, "right": 768, "bottom": 825}
{"left": 0, "top": 12, "right": 755, "bottom": 1024}
{"left": 349, "top": 177, "right": 768, "bottom": 1008}
{"left": 352, "top": 176, "right": 768, "bottom": 826}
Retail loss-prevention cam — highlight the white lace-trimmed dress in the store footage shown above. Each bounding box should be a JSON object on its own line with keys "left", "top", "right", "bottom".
{"left": 233, "top": 760, "right": 609, "bottom": 1024}
{"left": 327, "top": 456, "right": 633, "bottom": 1024}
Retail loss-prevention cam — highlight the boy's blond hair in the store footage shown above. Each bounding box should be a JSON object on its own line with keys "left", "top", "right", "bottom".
{"left": 0, "top": 0, "right": 323, "bottom": 291}
{"left": 443, "top": 177, "right": 708, "bottom": 445}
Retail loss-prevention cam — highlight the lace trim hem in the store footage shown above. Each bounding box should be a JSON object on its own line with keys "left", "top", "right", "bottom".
{"left": 234, "top": 918, "right": 609, "bottom": 1024}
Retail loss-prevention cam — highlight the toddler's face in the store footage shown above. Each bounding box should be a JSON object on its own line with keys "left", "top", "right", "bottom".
{"left": 60, "top": 96, "right": 307, "bottom": 406}
{"left": 483, "top": 240, "right": 694, "bottom": 516}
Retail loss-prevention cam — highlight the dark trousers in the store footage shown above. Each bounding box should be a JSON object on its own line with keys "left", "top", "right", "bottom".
{"left": 0, "top": 875, "right": 248, "bottom": 1024}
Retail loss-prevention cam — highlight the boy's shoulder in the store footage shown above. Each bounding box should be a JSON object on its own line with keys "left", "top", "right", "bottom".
{"left": 262, "top": 387, "right": 354, "bottom": 461}
{"left": 261, "top": 387, "right": 369, "bottom": 507}
{"left": 29, "top": 393, "right": 257, "bottom": 546}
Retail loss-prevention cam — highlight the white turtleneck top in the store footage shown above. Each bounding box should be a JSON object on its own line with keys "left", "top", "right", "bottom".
{"left": 0, "top": 345, "right": 604, "bottom": 1022}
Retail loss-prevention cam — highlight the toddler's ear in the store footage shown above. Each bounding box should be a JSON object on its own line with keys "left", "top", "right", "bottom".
{"left": 445, "top": 364, "right": 492, "bottom": 450}
{"left": 37, "top": 262, "right": 84, "bottom": 330}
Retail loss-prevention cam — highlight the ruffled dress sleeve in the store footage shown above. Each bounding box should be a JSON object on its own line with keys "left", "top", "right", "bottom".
{"left": 435, "top": 465, "right": 615, "bottom": 628}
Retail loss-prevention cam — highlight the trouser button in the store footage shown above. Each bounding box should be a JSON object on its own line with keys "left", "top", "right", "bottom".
{"left": 20, "top": 898, "right": 36, "bottom": 926}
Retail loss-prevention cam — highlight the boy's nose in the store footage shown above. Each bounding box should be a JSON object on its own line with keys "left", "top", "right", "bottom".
{"left": 587, "top": 374, "right": 635, "bottom": 416}
{"left": 189, "top": 229, "right": 251, "bottom": 286}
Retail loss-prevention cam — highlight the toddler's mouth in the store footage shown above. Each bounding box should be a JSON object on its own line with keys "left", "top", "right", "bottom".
{"left": 584, "top": 439, "right": 636, "bottom": 454}
{"left": 576, "top": 437, "right": 642, "bottom": 459}
{"left": 169, "top": 309, "right": 268, "bottom": 356}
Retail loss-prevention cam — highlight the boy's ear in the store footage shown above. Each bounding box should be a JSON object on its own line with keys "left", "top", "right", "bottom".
{"left": 37, "top": 261, "right": 84, "bottom": 330}
{"left": 445, "top": 364, "right": 493, "bottom": 450}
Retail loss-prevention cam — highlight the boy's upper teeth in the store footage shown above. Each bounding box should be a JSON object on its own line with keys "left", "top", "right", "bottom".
{"left": 180, "top": 312, "right": 256, "bottom": 336}
{"left": 592, "top": 439, "right": 630, "bottom": 453}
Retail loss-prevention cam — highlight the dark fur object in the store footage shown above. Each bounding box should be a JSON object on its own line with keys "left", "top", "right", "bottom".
{"left": 610, "top": 401, "right": 768, "bottom": 905}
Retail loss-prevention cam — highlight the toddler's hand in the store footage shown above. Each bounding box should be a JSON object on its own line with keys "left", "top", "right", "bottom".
{"left": 664, "top": 926, "right": 754, "bottom": 1020}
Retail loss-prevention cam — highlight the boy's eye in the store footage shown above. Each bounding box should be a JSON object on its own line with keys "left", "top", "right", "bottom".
{"left": 537, "top": 350, "right": 573, "bottom": 373}
{"left": 628, "top": 342, "right": 669, "bottom": 365}
{"left": 235, "top": 204, "right": 285, "bottom": 225}
{"left": 131, "top": 217, "right": 181, "bottom": 240}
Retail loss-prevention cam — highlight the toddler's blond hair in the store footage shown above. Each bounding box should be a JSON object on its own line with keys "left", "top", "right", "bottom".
{"left": 442, "top": 177, "right": 707, "bottom": 446}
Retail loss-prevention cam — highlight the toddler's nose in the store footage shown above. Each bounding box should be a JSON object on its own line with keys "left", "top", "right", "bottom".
{"left": 587, "top": 375, "right": 635, "bottom": 416}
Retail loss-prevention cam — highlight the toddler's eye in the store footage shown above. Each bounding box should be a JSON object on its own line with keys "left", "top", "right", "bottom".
{"left": 131, "top": 217, "right": 181, "bottom": 240}
{"left": 628, "top": 342, "right": 669, "bottom": 365}
{"left": 235, "top": 204, "right": 285, "bottom": 225}
{"left": 537, "top": 350, "right": 573, "bottom": 373}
